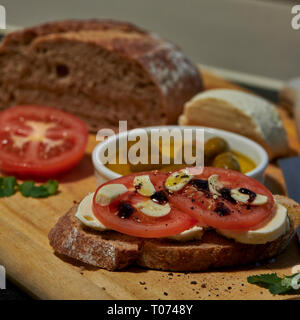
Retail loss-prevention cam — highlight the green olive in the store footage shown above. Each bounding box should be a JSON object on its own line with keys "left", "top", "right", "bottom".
{"left": 212, "top": 152, "right": 241, "bottom": 172}
{"left": 204, "top": 137, "right": 230, "bottom": 164}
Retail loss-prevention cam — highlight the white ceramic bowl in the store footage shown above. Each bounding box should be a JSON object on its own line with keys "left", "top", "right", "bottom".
{"left": 92, "top": 126, "right": 269, "bottom": 185}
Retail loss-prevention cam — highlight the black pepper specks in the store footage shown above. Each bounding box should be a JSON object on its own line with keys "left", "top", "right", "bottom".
{"left": 181, "top": 174, "right": 189, "bottom": 178}
{"left": 135, "top": 183, "right": 142, "bottom": 191}
{"left": 214, "top": 202, "right": 230, "bottom": 216}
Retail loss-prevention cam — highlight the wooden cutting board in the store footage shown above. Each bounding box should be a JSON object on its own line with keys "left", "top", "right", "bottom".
{"left": 0, "top": 71, "right": 300, "bottom": 300}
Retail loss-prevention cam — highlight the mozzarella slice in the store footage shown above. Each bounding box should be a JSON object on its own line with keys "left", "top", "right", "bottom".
{"left": 75, "top": 193, "right": 108, "bottom": 231}
{"left": 208, "top": 174, "right": 222, "bottom": 199}
{"left": 207, "top": 175, "right": 268, "bottom": 205}
{"left": 217, "top": 203, "right": 289, "bottom": 244}
{"left": 167, "top": 225, "right": 204, "bottom": 241}
{"left": 230, "top": 188, "right": 249, "bottom": 203}
{"left": 165, "top": 169, "right": 193, "bottom": 192}
{"left": 136, "top": 200, "right": 170, "bottom": 217}
{"left": 133, "top": 175, "right": 156, "bottom": 197}
{"left": 95, "top": 184, "right": 128, "bottom": 206}
{"left": 230, "top": 188, "right": 268, "bottom": 205}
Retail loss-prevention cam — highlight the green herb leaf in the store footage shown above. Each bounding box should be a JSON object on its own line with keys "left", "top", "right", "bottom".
{"left": 43, "top": 180, "right": 59, "bottom": 195}
{"left": 0, "top": 176, "right": 17, "bottom": 197}
{"left": 18, "top": 179, "right": 59, "bottom": 198}
{"left": 247, "top": 273, "right": 300, "bottom": 295}
{"left": 18, "top": 181, "right": 35, "bottom": 197}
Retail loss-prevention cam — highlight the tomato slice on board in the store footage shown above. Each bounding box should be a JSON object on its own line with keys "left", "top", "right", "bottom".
{"left": 169, "top": 167, "right": 275, "bottom": 231}
{"left": 0, "top": 105, "right": 89, "bottom": 177}
{"left": 92, "top": 171, "right": 198, "bottom": 238}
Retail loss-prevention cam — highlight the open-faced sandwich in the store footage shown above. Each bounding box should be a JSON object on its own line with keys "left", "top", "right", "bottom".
{"left": 49, "top": 167, "right": 300, "bottom": 271}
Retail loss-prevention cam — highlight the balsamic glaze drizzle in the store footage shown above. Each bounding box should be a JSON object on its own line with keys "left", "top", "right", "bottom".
{"left": 219, "top": 187, "right": 236, "bottom": 204}
{"left": 150, "top": 191, "right": 168, "bottom": 205}
{"left": 238, "top": 188, "right": 257, "bottom": 203}
{"left": 189, "top": 179, "right": 209, "bottom": 191}
{"left": 188, "top": 177, "right": 259, "bottom": 216}
{"left": 118, "top": 202, "right": 135, "bottom": 219}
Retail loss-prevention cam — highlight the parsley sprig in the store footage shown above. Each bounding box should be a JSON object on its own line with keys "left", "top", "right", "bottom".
{"left": 247, "top": 273, "right": 300, "bottom": 295}
{"left": 0, "top": 176, "right": 58, "bottom": 198}
{"left": 0, "top": 176, "right": 17, "bottom": 197}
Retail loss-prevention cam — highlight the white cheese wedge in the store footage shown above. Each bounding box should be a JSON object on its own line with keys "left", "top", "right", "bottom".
{"left": 95, "top": 183, "right": 128, "bottom": 206}
{"left": 133, "top": 175, "right": 156, "bottom": 197}
{"left": 230, "top": 188, "right": 268, "bottom": 205}
{"left": 217, "top": 203, "right": 289, "bottom": 244}
{"left": 167, "top": 225, "right": 204, "bottom": 242}
{"left": 136, "top": 200, "right": 171, "bottom": 217}
{"left": 165, "top": 169, "right": 193, "bottom": 192}
{"left": 179, "top": 89, "right": 288, "bottom": 159}
{"left": 75, "top": 193, "right": 108, "bottom": 231}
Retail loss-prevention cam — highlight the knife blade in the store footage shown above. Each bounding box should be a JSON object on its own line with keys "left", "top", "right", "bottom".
{"left": 278, "top": 156, "right": 300, "bottom": 204}
{"left": 279, "top": 78, "right": 300, "bottom": 244}
{"left": 278, "top": 156, "right": 300, "bottom": 244}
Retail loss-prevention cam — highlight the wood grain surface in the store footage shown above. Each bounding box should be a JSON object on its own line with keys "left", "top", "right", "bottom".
{"left": 0, "top": 71, "right": 299, "bottom": 300}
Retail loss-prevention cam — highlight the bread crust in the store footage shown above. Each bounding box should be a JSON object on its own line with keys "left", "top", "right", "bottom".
{"left": 0, "top": 19, "right": 203, "bottom": 130}
{"left": 48, "top": 195, "right": 300, "bottom": 271}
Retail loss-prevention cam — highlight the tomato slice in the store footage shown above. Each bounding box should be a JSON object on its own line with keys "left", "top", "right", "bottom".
{"left": 0, "top": 105, "right": 89, "bottom": 177}
{"left": 92, "top": 171, "right": 198, "bottom": 238}
{"left": 169, "top": 167, "right": 275, "bottom": 231}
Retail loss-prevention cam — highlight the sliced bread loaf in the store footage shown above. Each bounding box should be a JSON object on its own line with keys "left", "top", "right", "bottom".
{"left": 0, "top": 20, "right": 203, "bottom": 132}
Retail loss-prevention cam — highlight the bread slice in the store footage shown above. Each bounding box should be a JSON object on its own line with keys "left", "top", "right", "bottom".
{"left": 0, "top": 20, "right": 203, "bottom": 132}
{"left": 48, "top": 195, "right": 300, "bottom": 271}
{"left": 179, "top": 89, "right": 289, "bottom": 159}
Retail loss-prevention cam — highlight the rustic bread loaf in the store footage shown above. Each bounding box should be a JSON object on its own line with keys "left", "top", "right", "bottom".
{"left": 0, "top": 20, "right": 203, "bottom": 132}
{"left": 48, "top": 195, "right": 299, "bottom": 271}
{"left": 179, "top": 89, "right": 289, "bottom": 159}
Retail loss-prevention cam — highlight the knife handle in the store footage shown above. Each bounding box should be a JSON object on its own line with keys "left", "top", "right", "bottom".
{"left": 280, "top": 78, "right": 300, "bottom": 142}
